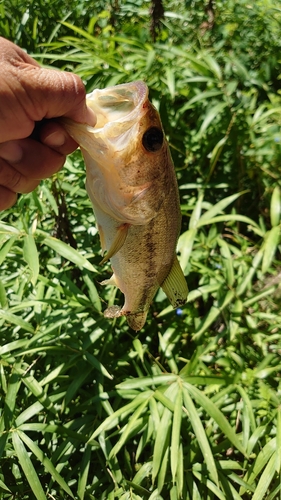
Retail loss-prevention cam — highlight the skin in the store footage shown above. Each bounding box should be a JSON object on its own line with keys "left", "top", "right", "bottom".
{"left": 0, "top": 37, "right": 96, "bottom": 210}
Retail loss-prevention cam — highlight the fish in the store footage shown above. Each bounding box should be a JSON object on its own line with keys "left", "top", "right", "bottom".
{"left": 62, "top": 80, "right": 188, "bottom": 330}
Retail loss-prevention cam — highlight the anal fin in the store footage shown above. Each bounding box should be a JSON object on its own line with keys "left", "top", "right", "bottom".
{"left": 100, "top": 223, "right": 129, "bottom": 265}
{"left": 161, "top": 255, "right": 188, "bottom": 308}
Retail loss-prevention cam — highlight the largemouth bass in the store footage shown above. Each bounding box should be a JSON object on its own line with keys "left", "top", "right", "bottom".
{"left": 62, "top": 81, "right": 187, "bottom": 330}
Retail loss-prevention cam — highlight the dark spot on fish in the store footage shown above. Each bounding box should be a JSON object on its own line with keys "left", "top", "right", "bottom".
{"left": 142, "top": 127, "right": 164, "bottom": 152}
{"left": 175, "top": 298, "right": 186, "bottom": 307}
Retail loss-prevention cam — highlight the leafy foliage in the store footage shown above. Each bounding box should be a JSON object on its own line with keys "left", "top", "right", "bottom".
{"left": 0, "top": 1, "right": 281, "bottom": 499}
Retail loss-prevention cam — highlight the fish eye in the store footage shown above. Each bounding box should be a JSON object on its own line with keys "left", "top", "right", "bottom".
{"left": 142, "top": 127, "right": 164, "bottom": 152}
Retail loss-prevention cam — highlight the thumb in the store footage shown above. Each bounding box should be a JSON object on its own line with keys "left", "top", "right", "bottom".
{"left": 19, "top": 65, "right": 96, "bottom": 126}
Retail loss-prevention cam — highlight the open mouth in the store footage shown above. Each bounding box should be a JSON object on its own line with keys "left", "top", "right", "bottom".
{"left": 86, "top": 81, "right": 148, "bottom": 134}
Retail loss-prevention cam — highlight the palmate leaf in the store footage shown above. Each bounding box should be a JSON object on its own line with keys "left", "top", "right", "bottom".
{"left": 88, "top": 391, "right": 154, "bottom": 443}
{"left": 109, "top": 398, "right": 150, "bottom": 459}
{"left": 184, "top": 383, "right": 247, "bottom": 457}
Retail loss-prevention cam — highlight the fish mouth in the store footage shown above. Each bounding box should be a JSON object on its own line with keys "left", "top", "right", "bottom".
{"left": 85, "top": 81, "right": 148, "bottom": 150}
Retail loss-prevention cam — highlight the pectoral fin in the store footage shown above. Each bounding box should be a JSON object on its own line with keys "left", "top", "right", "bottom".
{"left": 161, "top": 255, "right": 188, "bottom": 308}
{"left": 100, "top": 273, "right": 117, "bottom": 286}
{"left": 97, "top": 224, "right": 106, "bottom": 253}
{"left": 100, "top": 223, "right": 129, "bottom": 264}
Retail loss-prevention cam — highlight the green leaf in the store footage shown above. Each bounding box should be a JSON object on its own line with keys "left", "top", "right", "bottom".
{"left": 23, "top": 234, "right": 39, "bottom": 286}
{"left": 270, "top": 186, "right": 281, "bottom": 227}
{"left": 88, "top": 391, "right": 154, "bottom": 442}
{"left": 170, "top": 387, "right": 182, "bottom": 482}
{"left": 152, "top": 406, "right": 172, "bottom": 480}
{"left": 0, "top": 479, "right": 11, "bottom": 492}
{"left": 241, "top": 439, "right": 275, "bottom": 493}
{"left": 183, "top": 387, "right": 219, "bottom": 486}
{"left": 198, "top": 192, "right": 246, "bottom": 225}
{"left": 77, "top": 444, "right": 92, "bottom": 500}
{"left": 185, "top": 383, "right": 247, "bottom": 457}
{"left": 84, "top": 351, "right": 113, "bottom": 380}
{"left": 0, "top": 222, "right": 20, "bottom": 235}
{"left": 41, "top": 183, "right": 59, "bottom": 215}
{"left": 198, "top": 102, "right": 228, "bottom": 137}
{"left": 236, "top": 249, "right": 263, "bottom": 296}
{"left": 217, "top": 237, "right": 234, "bottom": 287}
{"left": 39, "top": 232, "right": 98, "bottom": 272}
{"left": 193, "top": 290, "right": 235, "bottom": 341}
{"left": 0, "top": 235, "right": 17, "bottom": 265}
{"left": 203, "top": 53, "right": 222, "bottom": 80}
{"left": 157, "top": 441, "right": 169, "bottom": 493}
{"left": 197, "top": 213, "right": 260, "bottom": 228}
{"left": 261, "top": 226, "right": 280, "bottom": 274}
{"left": 252, "top": 452, "right": 276, "bottom": 500}
{"left": 189, "top": 192, "right": 204, "bottom": 229}
{"left": 165, "top": 67, "right": 175, "bottom": 99}
{"left": 0, "top": 310, "right": 34, "bottom": 333}
{"left": 19, "top": 430, "right": 75, "bottom": 498}
{"left": 116, "top": 375, "right": 177, "bottom": 391}
{"left": 208, "top": 136, "right": 228, "bottom": 178}
{"left": 192, "top": 471, "right": 225, "bottom": 499}
{"left": 178, "top": 90, "right": 223, "bottom": 114}
{"left": 12, "top": 431, "right": 47, "bottom": 500}
{"left": 178, "top": 228, "right": 196, "bottom": 273}
{"left": 0, "top": 279, "right": 7, "bottom": 308}
{"left": 21, "top": 373, "right": 57, "bottom": 415}
{"left": 82, "top": 273, "right": 102, "bottom": 312}
{"left": 109, "top": 398, "right": 150, "bottom": 459}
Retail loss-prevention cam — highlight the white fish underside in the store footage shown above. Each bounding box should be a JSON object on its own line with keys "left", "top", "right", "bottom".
{"left": 62, "top": 81, "right": 188, "bottom": 330}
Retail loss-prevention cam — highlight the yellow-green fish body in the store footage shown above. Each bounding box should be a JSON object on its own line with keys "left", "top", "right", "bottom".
{"left": 62, "top": 81, "right": 187, "bottom": 330}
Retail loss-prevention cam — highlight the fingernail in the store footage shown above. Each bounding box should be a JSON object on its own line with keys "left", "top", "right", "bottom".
{"left": 0, "top": 142, "right": 23, "bottom": 163}
{"left": 43, "top": 131, "right": 66, "bottom": 147}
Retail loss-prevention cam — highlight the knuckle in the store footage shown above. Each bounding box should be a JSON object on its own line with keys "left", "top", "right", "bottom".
{"left": 0, "top": 158, "right": 23, "bottom": 192}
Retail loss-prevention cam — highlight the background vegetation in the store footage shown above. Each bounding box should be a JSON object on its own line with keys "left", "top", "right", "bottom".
{"left": 0, "top": 0, "right": 281, "bottom": 498}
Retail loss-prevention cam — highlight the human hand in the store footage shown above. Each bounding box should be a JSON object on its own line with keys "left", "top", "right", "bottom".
{"left": 0, "top": 37, "right": 96, "bottom": 210}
